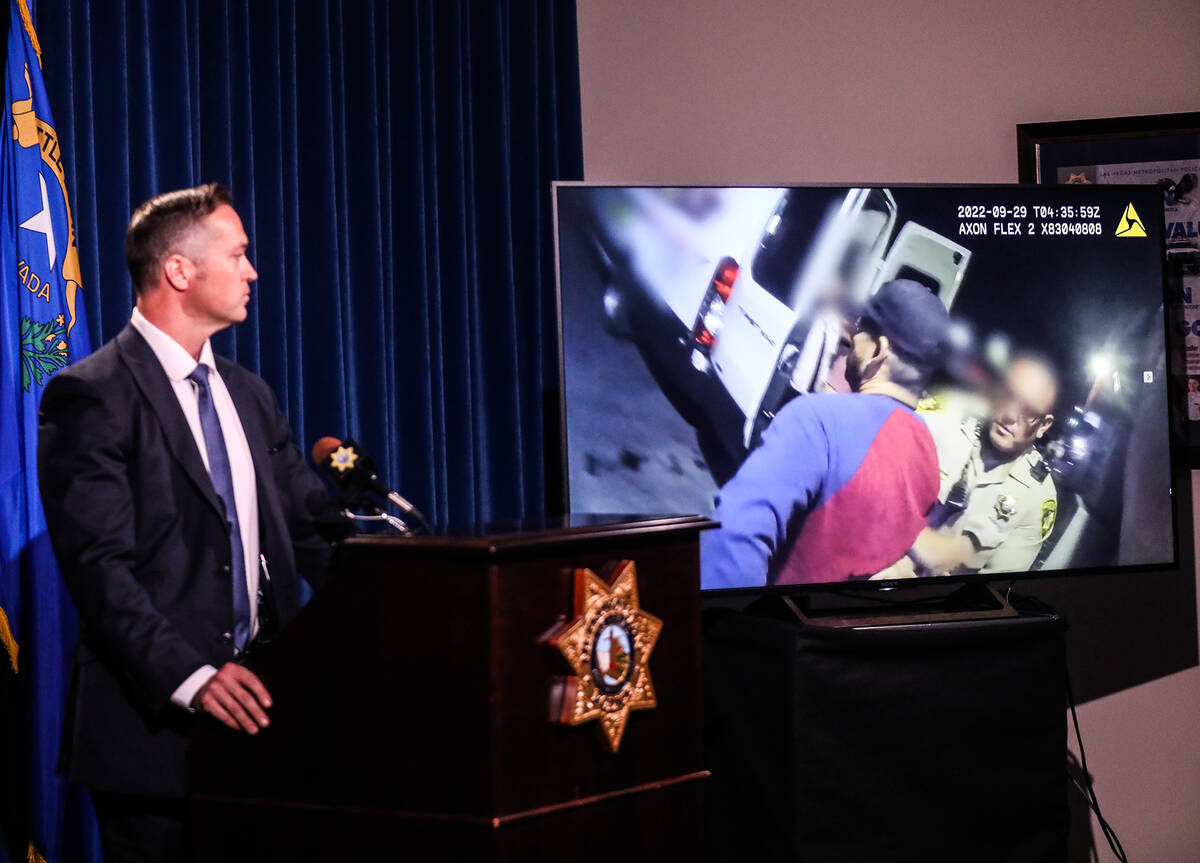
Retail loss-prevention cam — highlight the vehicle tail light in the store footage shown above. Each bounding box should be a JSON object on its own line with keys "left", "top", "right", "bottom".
{"left": 690, "top": 257, "right": 739, "bottom": 353}
{"left": 713, "top": 258, "right": 739, "bottom": 301}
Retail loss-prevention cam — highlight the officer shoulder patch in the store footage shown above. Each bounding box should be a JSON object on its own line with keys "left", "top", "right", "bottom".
{"left": 916, "top": 394, "right": 943, "bottom": 414}
{"left": 1040, "top": 499, "right": 1057, "bottom": 540}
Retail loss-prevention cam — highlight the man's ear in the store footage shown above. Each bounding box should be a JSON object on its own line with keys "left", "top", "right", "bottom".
{"left": 1035, "top": 413, "right": 1054, "bottom": 440}
{"left": 860, "top": 332, "right": 890, "bottom": 380}
{"left": 162, "top": 253, "right": 192, "bottom": 292}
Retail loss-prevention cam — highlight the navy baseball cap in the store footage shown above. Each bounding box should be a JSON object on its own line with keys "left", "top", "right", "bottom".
{"left": 861, "top": 279, "right": 950, "bottom": 368}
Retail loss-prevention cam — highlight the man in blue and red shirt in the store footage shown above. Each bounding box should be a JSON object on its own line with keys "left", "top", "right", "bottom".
{"left": 702, "top": 279, "right": 949, "bottom": 589}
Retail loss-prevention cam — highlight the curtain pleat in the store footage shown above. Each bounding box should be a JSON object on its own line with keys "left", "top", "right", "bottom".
{"left": 36, "top": 0, "right": 583, "bottom": 532}
{"left": 25, "top": 4, "right": 582, "bottom": 858}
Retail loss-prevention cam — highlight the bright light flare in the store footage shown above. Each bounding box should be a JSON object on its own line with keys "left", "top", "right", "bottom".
{"left": 1089, "top": 354, "right": 1113, "bottom": 378}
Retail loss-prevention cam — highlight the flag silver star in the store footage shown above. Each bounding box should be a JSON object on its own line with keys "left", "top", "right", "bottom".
{"left": 19, "top": 171, "right": 58, "bottom": 271}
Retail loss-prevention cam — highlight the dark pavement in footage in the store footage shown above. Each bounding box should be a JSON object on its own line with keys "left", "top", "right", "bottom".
{"left": 560, "top": 225, "right": 719, "bottom": 516}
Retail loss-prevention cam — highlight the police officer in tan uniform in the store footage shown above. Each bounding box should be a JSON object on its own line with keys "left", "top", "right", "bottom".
{"left": 876, "top": 354, "right": 1060, "bottom": 577}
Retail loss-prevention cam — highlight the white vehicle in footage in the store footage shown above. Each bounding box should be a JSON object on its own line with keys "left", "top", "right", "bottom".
{"left": 686, "top": 188, "right": 971, "bottom": 456}
{"left": 579, "top": 185, "right": 971, "bottom": 477}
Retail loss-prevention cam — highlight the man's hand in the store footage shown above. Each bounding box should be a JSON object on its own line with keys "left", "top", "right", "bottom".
{"left": 911, "top": 526, "right": 976, "bottom": 574}
{"left": 869, "top": 555, "right": 917, "bottom": 580}
{"left": 191, "top": 663, "right": 272, "bottom": 734}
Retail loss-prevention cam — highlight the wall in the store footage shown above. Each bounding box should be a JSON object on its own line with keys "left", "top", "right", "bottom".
{"left": 575, "top": 1, "right": 1200, "bottom": 859}
{"left": 577, "top": 0, "right": 1198, "bottom": 183}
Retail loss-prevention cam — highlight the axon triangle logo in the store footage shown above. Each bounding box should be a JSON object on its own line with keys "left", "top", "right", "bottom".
{"left": 1115, "top": 203, "right": 1147, "bottom": 238}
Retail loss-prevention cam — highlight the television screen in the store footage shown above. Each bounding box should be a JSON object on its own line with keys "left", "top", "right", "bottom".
{"left": 554, "top": 184, "right": 1179, "bottom": 591}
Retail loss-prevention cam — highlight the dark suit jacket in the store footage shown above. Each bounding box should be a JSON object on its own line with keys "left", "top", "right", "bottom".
{"left": 38, "top": 323, "right": 339, "bottom": 798}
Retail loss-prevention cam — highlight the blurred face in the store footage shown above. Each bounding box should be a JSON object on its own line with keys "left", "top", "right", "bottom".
{"left": 988, "top": 358, "right": 1057, "bottom": 455}
{"left": 180, "top": 204, "right": 257, "bottom": 329}
{"left": 1190, "top": 379, "right": 1199, "bottom": 393}
{"left": 843, "top": 328, "right": 878, "bottom": 393}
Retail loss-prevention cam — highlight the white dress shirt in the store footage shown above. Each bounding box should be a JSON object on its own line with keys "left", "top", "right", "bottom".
{"left": 129, "top": 309, "right": 260, "bottom": 708}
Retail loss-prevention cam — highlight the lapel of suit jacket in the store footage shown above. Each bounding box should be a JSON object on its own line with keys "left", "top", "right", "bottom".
{"left": 217, "top": 358, "right": 289, "bottom": 562}
{"left": 115, "top": 323, "right": 225, "bottom": 519}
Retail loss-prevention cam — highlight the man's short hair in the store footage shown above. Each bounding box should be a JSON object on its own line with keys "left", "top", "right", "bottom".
{"left": 884, "top": 349, "right": 930, "bottom": 394}
{"left": 125, "top": 183, "right": 232, "bottom": 293}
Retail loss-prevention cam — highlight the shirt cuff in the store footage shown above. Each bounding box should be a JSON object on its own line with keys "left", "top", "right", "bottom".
{"left": 171, "top": 664, "right": 219, "bottom": 711}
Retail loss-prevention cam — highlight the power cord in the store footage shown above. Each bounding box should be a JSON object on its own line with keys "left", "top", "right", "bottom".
{"left": 1006, "top": 588, "right": 1126, "bottom": 861}
{"left": 1066, "top": 669, "right": 1127, "bottom": 862}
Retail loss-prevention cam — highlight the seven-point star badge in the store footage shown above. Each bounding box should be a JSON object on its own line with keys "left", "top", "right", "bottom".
{"left": 329, "top": 445, "right": 358, "bottom": 473}
{"left": 551, "top": 560, "right": 662, "bottom": 753}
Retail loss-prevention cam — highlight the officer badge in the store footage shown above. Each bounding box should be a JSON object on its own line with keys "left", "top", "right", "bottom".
{"left": 550, "top": 560, "right": 662, "bottom": 753}
{"left": 993, "top": 494, "right": 1017, "bottom": 522}
{"left": 1041, "top": 499, "right": 1057, "bottom": 539}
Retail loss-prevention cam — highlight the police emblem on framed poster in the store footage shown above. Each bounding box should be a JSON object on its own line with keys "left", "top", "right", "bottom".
{"left": 550, "top": 560, "right": 662, "bottom": 753}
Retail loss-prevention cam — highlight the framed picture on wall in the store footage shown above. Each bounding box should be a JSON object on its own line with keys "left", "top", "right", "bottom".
{"left": 1017, "top": 112, "right": 1200, "bottom": 464}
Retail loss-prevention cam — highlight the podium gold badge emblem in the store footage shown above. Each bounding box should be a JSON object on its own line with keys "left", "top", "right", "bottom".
{"left": 551, "top": 560, "right": 662, "bottom": 753}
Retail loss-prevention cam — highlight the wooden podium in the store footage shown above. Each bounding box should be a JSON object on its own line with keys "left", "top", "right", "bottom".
{"left": 189, "top": 515, "right": 711, "bottom": 861}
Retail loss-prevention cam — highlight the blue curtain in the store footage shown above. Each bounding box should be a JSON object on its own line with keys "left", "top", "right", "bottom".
{"left": 36, "top": 0, "right": 582, "bottom": 526}
{"left": 20, "top": 2, "right": 581, "bottom": 861}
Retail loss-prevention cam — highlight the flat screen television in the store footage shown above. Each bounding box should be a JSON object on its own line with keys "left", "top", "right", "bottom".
{"left": 553, "top": 183, "right": 1186, "bottom": 594}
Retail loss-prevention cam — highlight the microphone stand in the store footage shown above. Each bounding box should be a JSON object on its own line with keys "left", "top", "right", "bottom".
{"left": 340, "top": 508, "right": 413, "bottom": 535}
{"left": 312, "top": 437, "right": 429, "bottom": 536}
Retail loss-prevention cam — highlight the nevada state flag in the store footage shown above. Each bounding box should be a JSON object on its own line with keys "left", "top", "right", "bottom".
{"left": 1, "top": 1, "right": 97, "bottom": 861}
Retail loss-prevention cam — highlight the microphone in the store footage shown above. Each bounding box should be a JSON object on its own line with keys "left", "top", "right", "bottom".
{"left": 311, "top": 437, "right": 428, "bottom": 529}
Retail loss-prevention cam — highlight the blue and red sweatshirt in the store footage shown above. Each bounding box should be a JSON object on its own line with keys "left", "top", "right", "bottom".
{"left": 702, "top": 393, "right": 939, "bottom": 588}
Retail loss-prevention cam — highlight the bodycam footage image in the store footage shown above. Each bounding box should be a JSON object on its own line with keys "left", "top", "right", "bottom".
{"left": 556, "top": 185, "right": 1175, "bottom": 590}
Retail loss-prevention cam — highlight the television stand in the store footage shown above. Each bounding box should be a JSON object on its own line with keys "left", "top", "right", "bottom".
{"left": 702, "top": 592, "right": 1068, "bottom": 861}
{"left": 769, "top": 581, "right": 1019, "bottom": 629}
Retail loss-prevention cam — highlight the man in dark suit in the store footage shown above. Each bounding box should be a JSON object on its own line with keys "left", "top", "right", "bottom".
{"left": 38, "top": 183, "right": 343, "bottom": 862}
